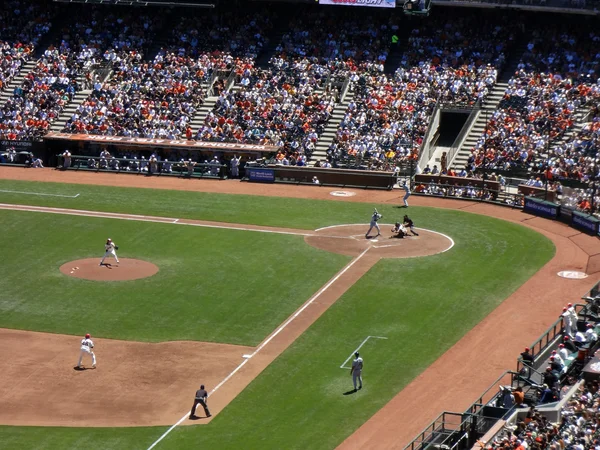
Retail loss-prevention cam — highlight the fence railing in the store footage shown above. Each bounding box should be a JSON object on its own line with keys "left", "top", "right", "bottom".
{"left": 57, "top": 154, "right": 227, "bottom": 178}
{"left": 413, "top": 182, "right": 523, "bottom": 208}
{"left": 339, "top": 77, "right": 351, "bottom": 103}
{"left": 224, "top": 69, "right": 237, "bottom": 93}
{"left": 403, "top": 412, "right": 468, "bottom": 450}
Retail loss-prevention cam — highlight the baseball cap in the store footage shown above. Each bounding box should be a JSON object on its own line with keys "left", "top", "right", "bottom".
{"left": 85, "top": 333, "right": 90, "bottom": 338}
{"left": 525, "top": 347, "right": 530, "bottom": 352}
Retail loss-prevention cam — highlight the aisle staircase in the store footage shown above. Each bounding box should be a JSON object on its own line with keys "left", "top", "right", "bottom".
{"left": 0, "top": 60, "right": 37, "bottom": 104}
{"left": 309, "top": 91, "right": 355, "bottom": 165}
{"left": 49, "top": 78, "right": 91, "bottom": 133}
{"left": 449, "top": 40, "right": 529, "bottom": 170}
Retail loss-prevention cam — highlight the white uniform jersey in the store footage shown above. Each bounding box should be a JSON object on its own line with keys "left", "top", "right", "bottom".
{"left": 352, "top": 357, "right": 363, "bottom": 373}
{"left": 105, "top": 242, "right": 116, "bottom": 251}
{"left": 80, "top": 338, "right": 94, "bottom": 351}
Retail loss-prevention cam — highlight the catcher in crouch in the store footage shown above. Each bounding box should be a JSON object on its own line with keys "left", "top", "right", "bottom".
{"left": 100, "top": 238, "right": 119, "bottom": 265}
{"left": 390, "top": 222, "right": 408, "bottom": 238}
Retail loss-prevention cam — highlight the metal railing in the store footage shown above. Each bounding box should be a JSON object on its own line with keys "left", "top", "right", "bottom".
{"left": 403, "top": 412, "right": 469, "bottom": 450}
{"left": 515, "top": 303, "right": 586, "bottom": 368}
{"left": 57, "top": 154, "right": 227, "bottom": 179}
{"left": 413, "top": 182, "right": 524, "bottom": 208}
{"left": 224, "top": 70, "right": 237, "bottom": 93}
{"left": 339, "top": 77, "right": 351, "bottom": 103}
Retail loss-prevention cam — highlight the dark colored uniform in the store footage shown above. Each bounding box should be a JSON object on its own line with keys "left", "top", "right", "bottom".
{"left": 190, "top": 388, "right": 211, "bottom": 418}
{"left": 543, "top": 370, "right": 559, "bottom": 389}
{"left": 563, "top": 339, "right": 578, "bottom": 353}
{"left": 403, "top": 217, "right": 419, "bottom": 236}
{"left": 520, "top": 350, "right": 534, "bottom": 376}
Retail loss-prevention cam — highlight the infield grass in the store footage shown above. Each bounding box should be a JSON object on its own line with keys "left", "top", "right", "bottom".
{"left": 0, "top": 209, "right": 349, "bottom": 344}
{"left": 0, "top": 179, "right": 556, "bottom": 449}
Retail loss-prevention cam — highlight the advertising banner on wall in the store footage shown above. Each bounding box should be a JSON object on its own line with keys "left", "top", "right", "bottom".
{"left": 523, "top": 197, "right": 560, "bottom": 219}
{"left": 571, "top": 211, "right": 600, "bottom": 235}
{"left": 247, "top": 168, "right": 275, "bottom": 183}
{"left": 319, "top": 0, "right": 396, "bottom": 8}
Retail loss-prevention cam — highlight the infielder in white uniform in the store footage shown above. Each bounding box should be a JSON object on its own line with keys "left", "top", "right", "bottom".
{"left": 350, "top": 351, "right": 363, "bottom": 391}
{"left": 365, "top": 210, "right": 382, "bottom": 238}
{"left": 77, "top": 333, "right": 96, "bottom": 369}
{"left": 402, "top": 181, "right": 411, "bottom": 207}
{"left": 100, "top": 238, "right": 119, "bottom": 266}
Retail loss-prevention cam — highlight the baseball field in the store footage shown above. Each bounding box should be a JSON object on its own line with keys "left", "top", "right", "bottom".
{"left": 0, "top": 170, "right": 595, "bottom": 450}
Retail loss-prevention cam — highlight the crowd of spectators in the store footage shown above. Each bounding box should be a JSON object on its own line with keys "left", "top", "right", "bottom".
{"left": 62, "top": 9, "right": 271, "bottom": 138}
{"left": 483, "top": 382, "right": 600, "bottom": 450}
{"left": 3, "top": 3, "right": 600, "bottom": 185}
{"left": 327, "top": 13, "right": 519, "bottom": 170}
{"left": 469, "top": 24, "right": 600, "bottom": 173}
{"left": 0, "top": 1, "right": 52, "bottom": 92}
{"left": 0, "top": 7, "right": 160, "bottom": 140}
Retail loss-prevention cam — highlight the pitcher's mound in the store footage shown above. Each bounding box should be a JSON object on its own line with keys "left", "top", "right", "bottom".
{"left": 60, "top": 258, "right": 159, "bottom": 281}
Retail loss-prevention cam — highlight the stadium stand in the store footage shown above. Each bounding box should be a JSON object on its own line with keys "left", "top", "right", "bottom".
{"left": 0, "top": 1, "right": 599, "bottom": 202}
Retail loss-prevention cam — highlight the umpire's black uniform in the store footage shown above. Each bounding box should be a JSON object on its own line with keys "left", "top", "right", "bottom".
{"left": 190, "top": 385, "right": 211, "bottom": 418}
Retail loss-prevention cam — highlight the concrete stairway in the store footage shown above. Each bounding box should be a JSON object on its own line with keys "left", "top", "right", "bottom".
{"left": 0, "top": 60, "right": 37, "bottom": 104}
{"left": 50, "top": 83, "right": 91, "bottom": 132}
{"left": 449, "top": 40, "right": 529, "bottom": 170}
{"left": 309, "top": 91, "right": 355, "bottom": 165}
{"left": 190, "top": 80, "right": 243, "bottom": 132}
{"left": 190, "top": 95, "right": 218, "bottom": 132}
{"left": 450, "top": 84, "right": 507, "bottom": 170}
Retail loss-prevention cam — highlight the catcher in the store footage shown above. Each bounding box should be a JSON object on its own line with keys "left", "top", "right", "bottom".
{"left": 390, "top": 222, "right": 408, "bottom": 238}
{"left": 100, "top": 238, "right": 119, "bottom": 266}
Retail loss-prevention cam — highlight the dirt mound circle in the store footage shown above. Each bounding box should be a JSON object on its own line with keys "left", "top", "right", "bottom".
{"left": 305, "top": 224, "right": 454, "bottom": 258}
{"left": 60, "top": 258, "right": 159, "bottom": 281}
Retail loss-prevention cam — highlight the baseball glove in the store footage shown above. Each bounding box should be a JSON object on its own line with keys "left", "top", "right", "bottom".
{"left": 115, "top": 246, "right": 119, "bottom": 250}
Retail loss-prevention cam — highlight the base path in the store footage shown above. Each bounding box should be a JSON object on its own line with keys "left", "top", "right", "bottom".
{"left": 2, "top": 169, "right": 600, "bottom": 447}
{"left": 60, "top": 258, "right": 159, "bottom": 281}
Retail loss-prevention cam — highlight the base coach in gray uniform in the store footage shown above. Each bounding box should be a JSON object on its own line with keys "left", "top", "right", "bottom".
{"left": 189, "top": 384, "right": 212, "bottom": 419}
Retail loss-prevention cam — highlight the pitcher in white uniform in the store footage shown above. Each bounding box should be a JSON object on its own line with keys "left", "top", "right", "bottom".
{"left": 100, "top": 238, "right": 119, "bottom": 266}
{"left": 77, "top": 333, "right": 96, "bottom": 369}
{"left": 350, "top": 351, "right": 363, "bottom": 391}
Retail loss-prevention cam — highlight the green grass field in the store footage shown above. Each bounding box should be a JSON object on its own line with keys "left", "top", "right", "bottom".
{"left": 0, "top": 179, "right": 555, "bottom": 450}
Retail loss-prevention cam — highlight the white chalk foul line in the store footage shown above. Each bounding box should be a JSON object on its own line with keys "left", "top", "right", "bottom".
{"left": 0, "top": 204, "right": 313, "bottom": 237}
{"left": 146, "top": 247, "right": 371, "bottom": 450}
{"left": 340, "top": 336, "right": 388, "bottom": 369}
{"left": 0, "top": 189, "right": 80, "bottom": 198}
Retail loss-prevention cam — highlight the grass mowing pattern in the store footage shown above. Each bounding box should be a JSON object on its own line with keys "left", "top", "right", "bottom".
{"left": 0, "top": 204, "right": 555, "bottom": 450}
{"left": 0, "top": 178, "right": 417, "bottom": 230}
{"left": 0, "top": 210, "right": 349, "bottom": 345}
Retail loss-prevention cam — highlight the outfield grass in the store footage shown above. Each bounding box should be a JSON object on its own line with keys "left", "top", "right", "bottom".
{"left": 0, "top": 179, "right": 556, "bottom": 450}
{"left": 0, "top": 209, "right": 349, "bottom": 344}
